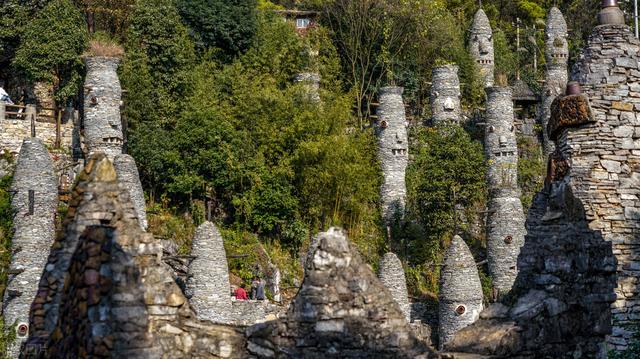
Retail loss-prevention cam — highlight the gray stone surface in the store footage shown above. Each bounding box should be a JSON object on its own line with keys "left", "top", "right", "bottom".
{"left": 376, "top": 87, "right": 408, "bottom": 222}
{"left": 294, "top": 72, "right": 321, "bottom": 103}
{"left": 540, "top": 7, "right": 569, "bottom": 156}
{"left": 469, "top": 9, "right": 494, "bottom": 88}
{"left": 485, "top": 87, "right": 527, "bottom": 293}
{"left": 113, "top": 154, "right": 148, "bottom": 230}
{"left": 378, "top": 252, "right": 411, "bottom": 321}
{"left": 2, "top": 138, "right": 57, "bottom": 358}
{"left": 431, "top": 65, "right": 462, "bottom": 125}
{"left": 185, "top": 221, "right": 233, "bottom": 323}
{"left": 83, "top": 57, "right": 123, "bottom": 159}
{"left": 438, "top": 235, "right": 483, "bottom": 349}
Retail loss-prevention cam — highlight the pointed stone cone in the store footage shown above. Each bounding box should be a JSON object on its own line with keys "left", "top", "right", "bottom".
{"left": 469, "top": 9, "right": 494, "bottom": 88}
{"left": 439, "top": 235, "right": 483, "bottom": 349}
{"left": 114, "top": 154, "right": 148, "bottom": 230}
{"left": 378, "top": 252, "right": 411, "bottom": 321}
{"left": 4, "top": 138, "right": 57, "bottom": 358}
{"left": 185, "top": 221, "right": 232, "bottom": 323}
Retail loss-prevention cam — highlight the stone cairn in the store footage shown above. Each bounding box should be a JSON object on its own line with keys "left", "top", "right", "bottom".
{"left": 2, "top": 138, "right": 58, "bottom": 358}
{"left": 294, "top": 72, "right": 321, "bottom": 103}
{"left": 247, "top": 228, "right": 437, "bottom": 358}
{"left": 83, "top": 57, "right": 124, "bottom": 160}
{"left": 376, "top": 86, "right": 409, "bottom": 224}
{"left": 25, "top": 154, "right": 247, "bottom": 358}
{"left": 378, "top": 252, "right": 411, "bottom": 321}
{"left": 185, "top": 221, "right": 232, "bottom": 323}
{"left": 430, "top": 65, "right": 462, "bottom": 125}
{"left": 484, "top": 86, "right": 527, "bottom": 293}
{"left": 469, "top": 9, "right": 495, "bottom": 88}
{"left": 540, "top": 7, "right": 569, "bottom": 157}
{"left": 113, "top": 154, "right": 148, "bottom": 230}
{"left": 438, "top": 235, "right": 483, "bottom": 350}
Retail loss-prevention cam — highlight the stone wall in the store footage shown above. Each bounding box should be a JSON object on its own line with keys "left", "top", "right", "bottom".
{"left": 83, "top": 57, "right": 123, "bottom": 159}
{"left": 430, "top": 65, "right": 461, "bottom": 124}
{"left": 438, "top": 235, "right": 483, "bottom": 349}
{"left": 376, "top": 87, "right": 408, "bottom": 222}
{"left": 0, "top": 112, "right": 74, "bottom": 156}
{"left": 485, "top": 87, "right": 527, "bottom": 293}
{"left": 540, "top": 7, "right": 569, "bottom": 156}
{"left": 294, "top": 72, "right": 321, "bottom": 103}
{"left": 113, "top": 154, "right": 148, "bottom": 230}
{"left": 378, "top": 252, "right": 411, "bottom": 321}
{"left": 469, "top": 9, "right": 494, "bottom": 88}
{"left": 2, "top": 138, "right": 58, "bottom": 358}
{"left": 185, "top": 221, "right": 232, "bottom": 323}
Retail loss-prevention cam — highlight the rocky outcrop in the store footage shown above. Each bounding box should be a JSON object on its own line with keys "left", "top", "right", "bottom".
{"left": 185, "top": 221, "right": 232, "bottom": 323}
{"left": 378, "top": 252, "right": 411, "bottom": 321}
{"left": 113, "top": 154, "right": 147, "bottom": 230}
{"left": 247, "top": 228, "right": 437, "bottom": 358}
{"left": 376, "top": 87, "right": 408, "bottom": 223}
{"left": 469, "top": 9, "right": 494, "bottom": 88}
{"left": 430, "top": 65, "right": 462, "bottom": 124}
{"left": 438, "top": 235, "right": 483, "bottom": 350}
{"left": 3, "top": 138, "right": 58, "bottom": 358}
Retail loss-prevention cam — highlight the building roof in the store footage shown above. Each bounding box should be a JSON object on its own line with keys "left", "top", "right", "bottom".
{"left": 511, "top": 79, "right": 538, "bottom": 102}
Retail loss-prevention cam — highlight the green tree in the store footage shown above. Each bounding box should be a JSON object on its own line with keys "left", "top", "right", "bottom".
{"left": 12, "top": 0, "right": 88, "bottom": 103}
{"left": 176, "top": 0, "right": 257, "bottom": 57}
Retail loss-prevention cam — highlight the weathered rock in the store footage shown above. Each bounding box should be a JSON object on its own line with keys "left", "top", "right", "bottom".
{"left": 378, "top": 252, "right": 411, "bottom": 321}
{"left": 469, "top": 9, "right": 494, "bottom": 88}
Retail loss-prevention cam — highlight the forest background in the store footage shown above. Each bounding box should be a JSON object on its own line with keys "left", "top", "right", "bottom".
{"left": 0, "top": 0, "right": 619, "bottom": 317}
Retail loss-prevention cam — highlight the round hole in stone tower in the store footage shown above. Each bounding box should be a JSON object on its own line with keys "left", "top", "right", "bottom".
{"left": 16, "top": 323, "right": 28, "bottom": 338}
{"left": 455, "top": 305, "right": 466, "bottom": 315}
{"left": 380, "top": 120, "right": 388, "bottom": 129}
{"left": 504, "top": 235, "right": 513, "bottom": 244}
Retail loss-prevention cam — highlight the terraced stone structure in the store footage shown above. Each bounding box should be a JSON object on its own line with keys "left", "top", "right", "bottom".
{"left": 3, "top": 138, "right": 58, "bottom": 358}
{"left": 24, "top": 154, "right": 247, "bottom": 358}
{"left": 469, "top": 9, "right": 495, "bottom": 88}
{"left": 185, "top": 221, "right": 232, "bottom": 323}
{"left": 376, "top": 87, "right": 408, "bottom": 222}
{"left": 83, "top": 57, "right": 123, "bottom": 159}
{"left": 113, "top": 154, "right": 147, "bottom": 230}
{"left": 540, "top": 7, "right": 569, "bottom": 156}
{"left": 438, "top": 235, "right": 483, "bottom": 349}
{"left": 378, "top": 252, "right": 411, "bottom": 321}
{"left": 485, "top": 87, "right": 527, "bottom": 293}
{"left": 430, "top": 65, "right": 462, "bottom": 124}
{"left": 247, "top": 228, "right": 437, "bottom": 358}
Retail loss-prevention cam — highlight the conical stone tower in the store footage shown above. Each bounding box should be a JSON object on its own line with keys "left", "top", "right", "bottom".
{"left": 113, "top": 154, "right": 147, "bottom": 230}
{"left": 438, "top": 235, "right": 483, "bottom": 349}
{"left": 469, "top": 9, "right": 495, "bottom": 88}
{"left": 378, "top": 252, "right": 411, "bottom": 321}
{"left": 431, "top": 65, "right": 462, "bottom": 125}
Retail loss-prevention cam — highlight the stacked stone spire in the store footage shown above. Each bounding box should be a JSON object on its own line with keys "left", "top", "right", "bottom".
{"left": 469, "top": 9, "right": 495, "bottom": 88}
{"left": 484, "top": 87, "right": 526, "bottom": 293}
{"left": 430, "top": 65, "right": 462, "bottom": 124}
{"left": 438, "top": 235, "right": 483, "bottom": 349}
{"left": 113, "top": 154, "right": 147, "bottom": 230}
{"left": 376, "top": 87, "right": 409, "bottom": 223}
{"left": 185, "top": 221, "right": 232, "bottom": 323}
{"left": 83, "top": 57, "right": 124, "bottom": 159}
{"left": 540, "top": 7, "right": 569, "bottom": 156}
{"left": 2, "top": 138, "right": 58, "bottom": 357}
{"left": 378, "top": 252, "right": 411, "bottom": 321}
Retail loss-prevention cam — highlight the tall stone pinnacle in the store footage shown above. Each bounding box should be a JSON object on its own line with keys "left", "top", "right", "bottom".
{"left": 469, "top": 9, "right": 495, "bottom": 88}
{"left": 431, "top": 64, "right": 462, "bottom": 124}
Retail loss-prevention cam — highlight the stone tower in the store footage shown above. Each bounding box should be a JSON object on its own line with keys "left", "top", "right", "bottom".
{"left": 430, "top": 64, "right": 462, "bottom": 124}
{"left": 295, "top": 72, "right": 321, "bottom": 103}
{"left": 469, "top": 9, "right": 495, "bottom": 88}
{"left": 113, "top": 154, "right": 148, "bottom": 230}
{"left": 378, "top": 252, "right": 411, "bottom": 321}
{"left": 185, "top": 221, "right": 232, "bottom": 323}
{"left": 376, "top": 86, "right": 408, "bottom": 222}
{"left": 83, "top": 57, "right": 123, "bottom": 159}
{"left": 3, "top": 138, "right": 57, "bottom": 358}
{"left": 485, "top": 87, "right": 526, "bottom": 293}
{"left": 568, "top": 0, "right": 640, "bottom": 350}
{"left": 540, "top": 7, "right": 569, "bottom": 156}
{"left": 438, "top": 235, "right": 483, "bottom": 349}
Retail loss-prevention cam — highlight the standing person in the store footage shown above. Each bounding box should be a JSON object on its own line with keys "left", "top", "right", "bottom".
{"left": 256, "top": 277, "right": 266, "bottom": 301}
{"left": 250, "top": 276, "right": 259, "bottom": 300}
{"left": 234, "top": 284, "right": 249, "bottom": 300}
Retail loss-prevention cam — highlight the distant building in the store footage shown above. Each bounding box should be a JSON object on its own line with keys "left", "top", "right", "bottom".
{"left": 275, "top": 10, "right": 319, "bottom": 34}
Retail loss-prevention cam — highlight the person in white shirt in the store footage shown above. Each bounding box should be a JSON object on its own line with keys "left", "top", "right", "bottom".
{"left": 0, "top": 83, "right": 13, "bottom": 104}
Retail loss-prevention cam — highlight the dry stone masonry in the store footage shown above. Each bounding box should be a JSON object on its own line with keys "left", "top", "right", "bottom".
{"left": 485, "top": 86, "right": 527, "bottom": 293}
{"left": 430, "top": 65, "right": 462, "bottom": 125}
{"left": 2, "top": 138, "right": 58, "bottom": 358}
{"left": 378, "top": 252, "right": 411, "bottom": 321}
{"left": 438, "top": 235, "right": 483, "bottom": 350}
{"left": 469, "top": 9, "right": 495, "bottom": 88}
{"left": 83, "top": 57, "right": 123, "bottom": 159}
{"left": 246, "top": 227, "right": 437, "bottom": 358}
{"left": 294, "top": 72, "right": 321, "bottom": 103}
{"left": 113, "top": 154, "right": 148, "bottom": 230}
{"left": 185, "top": 221, "right": 232, "bottom": 323}
{"left": 376, "top": 87, "right": 408, "bottom": 223}
{"left": 540, "top": 7, "right": 569, "bottom": 157}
